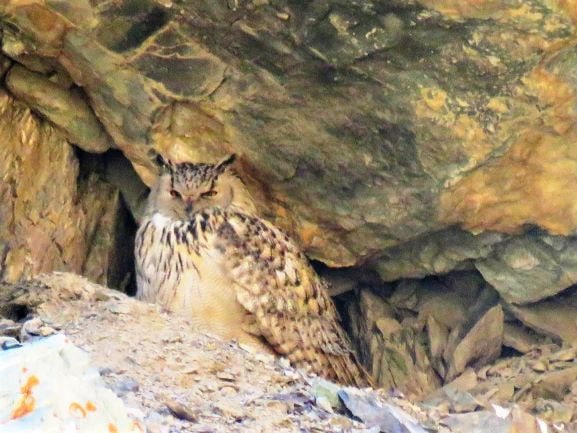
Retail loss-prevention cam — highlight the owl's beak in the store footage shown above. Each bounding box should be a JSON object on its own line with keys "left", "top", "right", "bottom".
{"left": 184, "top": 198, "right": 194, "bottom": 214}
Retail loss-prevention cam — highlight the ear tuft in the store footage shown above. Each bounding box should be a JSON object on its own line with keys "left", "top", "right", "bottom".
{"left": 215, "top": 153, "right": 237, "bottom": 173}
{"left": 155, "top": 153, "right": 174, "bottom": 172}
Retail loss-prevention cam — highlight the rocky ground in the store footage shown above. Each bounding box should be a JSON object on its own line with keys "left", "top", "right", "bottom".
{"left": 1, "top": 272, "right": 575, "bottom": 433}
{"left": 0, "top": 273, "right": 417, "bottom": 433}
{"left": 341, "top": 269, "right": 577, "bottom": 419}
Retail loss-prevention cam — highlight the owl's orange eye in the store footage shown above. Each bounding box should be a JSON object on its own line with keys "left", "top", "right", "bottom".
{"left": 170, "top": 189, "right": 182, "bottom": 198}
{"left": 200, "top": 190, "right": 217, "bottom": 198}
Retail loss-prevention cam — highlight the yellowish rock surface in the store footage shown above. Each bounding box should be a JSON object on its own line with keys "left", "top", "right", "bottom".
{"left": 0, "top": 90, "right": 119, "bottom": 283}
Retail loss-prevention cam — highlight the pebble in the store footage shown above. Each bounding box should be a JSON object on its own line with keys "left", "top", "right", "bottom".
{"left": 216, "top": 371, "right": 235, "bottom": 381}
{"left": 20, "top": 317, "right": 47, "bottom": 339}
{"left": 0, "top": 336, "right": 22, "bottom": 350}
{"left": 108, "top": 302, "right": 132, "bottom": 315}
{"left": 0, "top": 318, "right": 22, "bottom": 337}
{"left": 278, "top": 357, "right": 291, "bottom": 369}
{"left": 220, "top": 386, "right": 238, "bottom": 396}
{"left": 98, "top": 366, "right": 114, "bottom": 375}
{"left": 145, "top": 412, "right": 171, "bottom": 433}
{"left": 113, "top": 377, "right": 140, "bottom": 394}
{"left": 164, "top": 398, "right": 198, "bottom": 422}
{"left": 214, "top": 401, "right": 245, "bottom": 419}
{"left": 316, "top": 396, "right": 334, "bottom": 413}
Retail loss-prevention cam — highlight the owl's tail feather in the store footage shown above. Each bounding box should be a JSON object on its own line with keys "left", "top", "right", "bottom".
{"left": 285, "top": 320, "right": 374, "bottom": 388}
{"left": 325, "top": 351, "right": 375, "bottom": 388}
{"left": 258, "top": 313, "right": 374, "bottom": 388}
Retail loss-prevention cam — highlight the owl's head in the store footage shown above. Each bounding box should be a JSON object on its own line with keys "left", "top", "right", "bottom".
{"left": 147, "top": 154, "right": 257, "bottom": 219}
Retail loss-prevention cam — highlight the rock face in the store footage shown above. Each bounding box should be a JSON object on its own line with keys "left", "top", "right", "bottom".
{"left": 0, "top": 1, "right": 576, "bottom": 299}
{"left": 0, "top": 89, "right": 125, "bottom": 286}
{"left": 3, "top": 0, "right": 577, "bottom": 394}
{"left": 5, "top": 65, "right": 112, "bottom": 153}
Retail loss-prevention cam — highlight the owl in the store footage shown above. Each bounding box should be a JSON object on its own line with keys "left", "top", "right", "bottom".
{"left": 134, "top": 154, "right": 372, "bottom": 387}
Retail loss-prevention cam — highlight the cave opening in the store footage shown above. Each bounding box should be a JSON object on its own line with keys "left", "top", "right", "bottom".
{"left": 76, "top": 148, "right": 148, "bottom": 296}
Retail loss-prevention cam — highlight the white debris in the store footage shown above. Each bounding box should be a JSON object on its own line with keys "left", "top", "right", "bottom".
{"left": 0, "top": 334, "right": 143, "bottom": 433}
{"left": 492, "top": 404, "right": 511, "bottom": 419}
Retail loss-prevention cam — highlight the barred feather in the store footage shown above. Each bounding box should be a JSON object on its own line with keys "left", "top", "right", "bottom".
{"left": 135, "top": 157, "right": 372, "bottom": 387}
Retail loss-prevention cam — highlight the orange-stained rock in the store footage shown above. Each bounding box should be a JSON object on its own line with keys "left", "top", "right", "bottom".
{"left": 439, "top": 61, "right": 577, "bottom": 236}
{"left": 418, "top": 0, "right": 507, "bottom": 20}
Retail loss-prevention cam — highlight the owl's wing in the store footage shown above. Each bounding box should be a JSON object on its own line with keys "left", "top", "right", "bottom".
{"left": 213, "top": 212, "right": 371, "bottom": 387}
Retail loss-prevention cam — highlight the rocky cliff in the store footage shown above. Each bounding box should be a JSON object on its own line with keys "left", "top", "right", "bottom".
{"left": 2, "top": 0, "right": 577, "bottom": 407}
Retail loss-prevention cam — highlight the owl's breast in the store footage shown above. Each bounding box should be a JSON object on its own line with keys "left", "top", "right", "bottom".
{"left": 135, "top": 214, "right": 196, "bottom": 308}
{"left": 134, "top": 213, "right": 246, "bottom": 330}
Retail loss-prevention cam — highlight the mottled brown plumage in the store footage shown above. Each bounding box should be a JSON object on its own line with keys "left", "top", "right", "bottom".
{"left": 135, "top": 154, "right": 372, "bottom": 387}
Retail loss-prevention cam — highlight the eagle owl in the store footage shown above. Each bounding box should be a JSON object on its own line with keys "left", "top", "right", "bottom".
{"left": 135, "top": 154, "right": 371, "bottom": 387}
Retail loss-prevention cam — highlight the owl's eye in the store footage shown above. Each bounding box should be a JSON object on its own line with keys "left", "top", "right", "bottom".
{"left": 200, "top": 190, "right": 217, "bottom": 198}
{"left": 170, "top": 189, "right": 182, "bottom": 199}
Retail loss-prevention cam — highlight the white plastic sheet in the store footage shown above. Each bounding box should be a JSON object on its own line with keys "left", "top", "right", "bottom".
{"left": 0, "top": 334, "right": 143, "bottom": 433}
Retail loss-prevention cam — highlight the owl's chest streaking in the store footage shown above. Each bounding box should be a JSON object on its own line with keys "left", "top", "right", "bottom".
{"left": 134, "top": 212, "right": 246, "bottom": 333}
